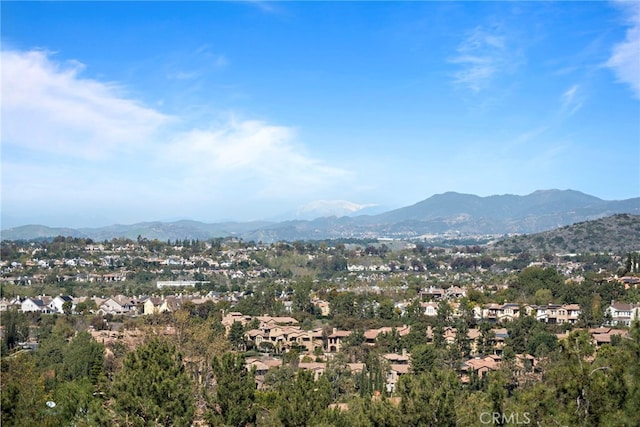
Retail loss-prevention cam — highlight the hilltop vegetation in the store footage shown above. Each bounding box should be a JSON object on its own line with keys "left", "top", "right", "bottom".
{"left": 491, "top": 214, "right": 640, "bottom": 254}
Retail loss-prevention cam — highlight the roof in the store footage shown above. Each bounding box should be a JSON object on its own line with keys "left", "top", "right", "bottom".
{"left": 256, "top": 315, "right": 299, "bottom": 325}
{"left": 463, "top": 356, "right": 499, "bottom": 371}
{"left": 610, "top": 302, "right": 639, "bottom": 311}
{"left": 389, "top": 364, "right": 410, "bottom": 374}
{"left": 298, "top": 362, "right": 326, "bottom": 372}
{"left": 383, "top": 353, "right": 410, "bottom": 363}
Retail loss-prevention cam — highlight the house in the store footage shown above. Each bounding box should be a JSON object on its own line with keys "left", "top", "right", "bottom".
{"left": 446, "top": 286, "right": 467, "bottom": 299}
{"left": 606, "top": 302, "right": 640, "bottom": 326}
{"left": 222, "top": 312, "right": 253, "bottom": 332}
{"left": 483, "top": 303, "right": 520, "bottom": 322}
{"left": 143, "top": 297, "right": 164, "bottom": 315}
{"left": 460, "top": 355, "right": 500, "bottom": 378}
{"left": 420, "top": 286, "right": 445, "bottom": 300}
{"left": 297, "top": 362, "right": 366, "bottom": 381}
{"left": 535, "top": 304, "right": 581, "bottom": 324}
{"left": 492, "top": 328, "right": 509, "bottom": 355}
{"left": 386, "top": 364, "right": 410, "bottom": 393}
{"left": 535, "top": 304, "right": 560, "bottom": 323}
{"left": 245, "top": 357, "right": 282, "bottom": 388}
{"left": 421, "top": 302, "right": 438, "bottom": 317}
{"left": 297, "top": 362, "right": 327, "bottom": 380}
{"left": 0, "top": 298, "right": 21, "bottom": 312}
{"left": 467, "top": 328, "right": 481, "bottom": 354}
{"left": 501, "top": 303, "right": 521, "bottom": 321}
{"left": 21, "top": 297, "right": 53, "bottom": 313}
{"left": 382, "top": 352, "right": 410, "bottom": 365}
{"left": 290, "top": 328, "right": 324, "bottom": 353}
{"left": 484, "top": 303, "right": 503, "bottom": 322}
{"left": 326, "top": 329, "right": 352, "bottom": 353}
{"left": 99, "top": 295, "right": 139, "bottom": 315}
{"left": 244, "top": 323, "right": 323, "bottom": 354}
{"left": 558, "top": 304, "right": 581, "bottom": 324}
{"left": 363, "top": 325, "right": 411, "bottom": 346}
{"left": 591, "top": 329, "right": 629, "bottom": 347}
{"left": 50, "top": 295, "right": 74, "bottom": 313}
{"left": 381, "top": 351, "right": 412, "bottom": 393}
{"left": 619, "top": 276, "right": 640, "bottom": 289}
{"left": 256, "top": 315, "right": 299, "bottom": 329}
{"left": 313, "top": 299, "right": 331, "bottom": 316}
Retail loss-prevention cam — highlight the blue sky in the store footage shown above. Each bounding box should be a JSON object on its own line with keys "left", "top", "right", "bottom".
{"left": 2, "top": 1, "right": 639, "bottom": 228}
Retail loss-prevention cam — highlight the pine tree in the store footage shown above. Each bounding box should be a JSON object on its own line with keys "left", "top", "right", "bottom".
{"left": 208, "top": 352, "right": 256, "bottom": 426}
{"left": 112, "top": 338, "right": 195, "bottom": 426}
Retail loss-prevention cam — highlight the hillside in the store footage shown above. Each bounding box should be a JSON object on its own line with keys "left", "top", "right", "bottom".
{"left": 2, "top": 189, "right": 639, "bottom": 242}
{"left": 490, "top": 214, "right": 640, "bottom": 254}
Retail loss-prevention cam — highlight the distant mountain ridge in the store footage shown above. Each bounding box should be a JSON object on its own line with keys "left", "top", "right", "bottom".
{"left": 2, "top": 189, "right": 639, "bottom": 242}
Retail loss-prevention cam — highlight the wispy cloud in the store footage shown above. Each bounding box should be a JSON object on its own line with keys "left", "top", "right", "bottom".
{"left": 163, "top": 119, "right": 350, "bottom": 199}
{"left": 167, "top": 71, "right": 200, "bottom": 80}
{"left": 450, "top": 25, "right": 521, "bottom": 93}
{"left": 560, "top": 84, "right": 585, "bottom": 116}
{"left": 244, "top": 0, "right": 281, "bottom": 14}
{"left": 1, "top": 49, "right": 350, "bottom": 221}
{"left": 1, "top": 49, "right": 171, "bottom": 160}
{"left": 606, "top": 0, "right": 640, "bottom": 98}
{"left": 166, "top": 45, "right": 228, "bottom": 81}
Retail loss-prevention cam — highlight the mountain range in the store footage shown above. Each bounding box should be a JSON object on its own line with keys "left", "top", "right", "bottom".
{"left": 2, "top": 189, "right": 639, "bottom": 242}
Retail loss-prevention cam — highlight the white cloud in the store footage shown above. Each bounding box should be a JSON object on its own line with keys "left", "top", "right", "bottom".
{"left": 1, "top": 49, "right": 172, "bottom": 160}
{"left": 606, "top": 1, "right": 640, "bottom": 98}
{"left": 561, "top": 84, "right": 584, "bottom": 116}
{"left": 163, "top": 119, "right": 350, "bottom": 199}
{"left": 450, "top": 26, "right": 521, "bottom": 93}
{"left": 1, "top": 48, "right": 351, "bottom": 222}
{"left": 166, "top": 46, "right": 228, "bottom": 80}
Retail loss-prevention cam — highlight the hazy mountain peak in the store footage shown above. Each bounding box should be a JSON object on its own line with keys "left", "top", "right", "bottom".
{"left": 2, "top": 190, "right": 638, "bottom": 242}
{"left": 294, "top": 200, "right": 379, "bottom": 219}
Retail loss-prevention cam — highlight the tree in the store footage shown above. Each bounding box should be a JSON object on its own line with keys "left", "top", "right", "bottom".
{"left": 112, "top": 338, "right": 195, "bottom": 426}
{"left": 1, "top": 353, "right": 47, "bottom": 426}
{"left": 208, "top": 353, "right": 256, "bottom": 426}
{"left": 477, "top": 322, "right": 495, "bottom": 356}
{"left": 505, "top": 315, "right": 538, "bottom": 354}
{"left": 63, "top": 331, "right": 105, "bottom": 384}
{"left": 377, "top": 298, "right": 396, "bottom": 321}
{"left": 75, "top": 300, "right": 97, "bottom": 315}
{"left": 228, "top": 321, "right": 246, "bottom": 351}
{"left": 62, "top": 300, "right": 73, "bottom": 315}
{"left": 433, "top": 300, "right": 452, "bottom": 347}
{"left": 526, "top": 331, "right": 558, "bottom": 357}
{"left": 454, "top": 318, "right": 471, "bottom": 359}
{"left": 275, "top": 369, "right": 332, "bottom": 427}
{"left": 401, "top": 320, "right": 429, "bottom": 352}
{"left": 50, "top": 379, "right": 109, "bottom": 426}
{"left": 398, "top": 369, "right": 458, "bottom": 427}
{"left": 410, "top": 344, "right": 438, "bottom": 374}
{"left": 1, "top": 309, "right": 29, "bottom": 355}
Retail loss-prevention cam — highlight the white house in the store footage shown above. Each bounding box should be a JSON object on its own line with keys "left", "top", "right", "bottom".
{"left": 421, "top": 301, "right": 438, "bottom": 317}
{"left": 21, "top": 297, "right": 53, "bottom": 313}
{"left": 50, "top": 295, "right": 74, "bottom": 313}
{"left": 606, "top": 302, "right": 640, "bottom": 326}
